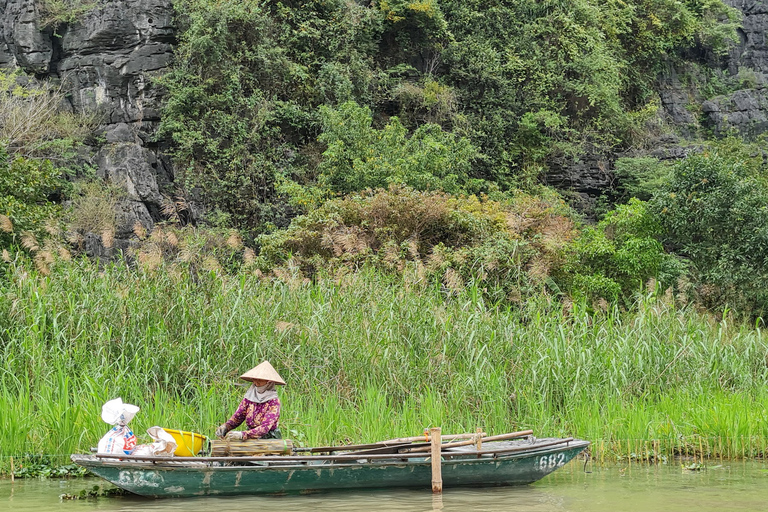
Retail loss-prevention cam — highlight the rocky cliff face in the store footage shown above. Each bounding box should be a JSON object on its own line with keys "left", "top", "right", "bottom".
{"left": 701, "top": 1, "right": 768, "bottom": 137}
{"left": 1, "top": 0, "right": 768, "bottom": 228}
{"left": 0, "top": 0, "right": 174, "bottom": 242}
{"left": 546, "top": 0, "right": 768, "bottom": 211}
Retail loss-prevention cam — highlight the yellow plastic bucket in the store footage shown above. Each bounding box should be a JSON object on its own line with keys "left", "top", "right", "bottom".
{"left": 164, "top": 429, "right": 207, "bottom": 457}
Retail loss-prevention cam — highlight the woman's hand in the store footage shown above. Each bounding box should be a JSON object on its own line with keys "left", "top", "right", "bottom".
{"left": 225, "top": 430, "right": 244, "bottom": 440}
{"left": 215, "top": 424, "right": 229, "bottom": 438}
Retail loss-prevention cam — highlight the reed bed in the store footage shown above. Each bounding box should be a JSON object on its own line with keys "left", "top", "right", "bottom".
{"left": 1, "top": 258, "right": 767, "bottom": 474}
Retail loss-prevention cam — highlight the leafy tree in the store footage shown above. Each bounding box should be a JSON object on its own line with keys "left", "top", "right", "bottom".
{"left": 651, "top": 150, "right": 768, "bottom": 314}
{"left": 160, "top": 0, "right": 740, "bottom": 236}
{"left": 564, "top": 198, "right": 672, "bottom": 303}
{"left": 439, "top": 0, "right": 738, "bottom": 183}
{"left": 316, "top": 101, "right": 480, "bottom": 195}
{"left": 612, "top": 157, "right": 671, "bottom": 202}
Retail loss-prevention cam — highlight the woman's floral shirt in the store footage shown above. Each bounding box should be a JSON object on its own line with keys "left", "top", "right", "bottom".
{"left": 223, "top": 397, "right": 280, "bottom": 440}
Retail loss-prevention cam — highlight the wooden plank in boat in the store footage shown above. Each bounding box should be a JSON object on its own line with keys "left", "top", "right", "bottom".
{"left": 210, "top": 438, "right": 293, "bottom": 456}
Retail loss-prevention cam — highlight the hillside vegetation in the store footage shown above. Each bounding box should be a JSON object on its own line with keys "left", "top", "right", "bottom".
{"left": 155, "top": 0, "right": 763, "bottom": 317}
{"left": 3, "top": 0, "right": 764, "bottom": 315}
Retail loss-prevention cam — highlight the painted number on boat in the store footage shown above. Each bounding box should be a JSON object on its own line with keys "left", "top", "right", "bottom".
{"left": 536, "top": 453, "right": 565, "bottom": 471}
{"left": 117, "top": 469, "right": 164, "bottom": 488}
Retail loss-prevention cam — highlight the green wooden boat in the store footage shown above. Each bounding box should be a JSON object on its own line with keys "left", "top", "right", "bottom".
{"left": 72, "top": 435, "right": 589, "bottom": 498}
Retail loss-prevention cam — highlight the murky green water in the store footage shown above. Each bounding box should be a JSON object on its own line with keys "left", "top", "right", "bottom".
{"left": 2, "top": 461, "right": 767, "bottom": 511}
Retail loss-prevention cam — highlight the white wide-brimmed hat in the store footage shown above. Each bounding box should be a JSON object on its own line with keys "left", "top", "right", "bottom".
{"left": 240, "top": 360, "right": 286, "bottom": 385}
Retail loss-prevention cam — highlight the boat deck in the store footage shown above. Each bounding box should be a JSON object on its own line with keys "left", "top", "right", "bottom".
{"left": 73, "top": 437, "right": 587, "bottom": 469}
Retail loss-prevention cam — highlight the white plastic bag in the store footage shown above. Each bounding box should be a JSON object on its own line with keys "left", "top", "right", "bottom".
{"left": 97, "top": 425, "right": 138, "bottom": 455}
{"left": 132, "top": 427, "right": 177, "bottom": 457}
{"left": 101, "top": 398, "right": 140, "bottom": 426}
{"left": 97, "top": 398, "right": 140, "bottom": 455}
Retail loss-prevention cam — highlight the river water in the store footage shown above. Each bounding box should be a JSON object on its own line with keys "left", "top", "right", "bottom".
{"left": 2, "top": 460, "right": 767, "bottom": 511}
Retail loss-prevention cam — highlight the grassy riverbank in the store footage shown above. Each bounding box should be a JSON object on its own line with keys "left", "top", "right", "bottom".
{"left": 1, "top": 258, "right": 767, "bottom": 475}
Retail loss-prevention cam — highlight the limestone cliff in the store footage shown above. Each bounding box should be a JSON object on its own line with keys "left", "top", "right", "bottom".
{"left": 0, "top": 0, "right": 173, "bottom": 240}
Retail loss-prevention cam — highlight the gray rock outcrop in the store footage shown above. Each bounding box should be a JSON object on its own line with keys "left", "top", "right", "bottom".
{"left": 702, "top": 87, "right": 768, "bottom": 136}
{"left": 0, "top": 0, "right": 52, "bottom": 71}
{"left": 0, "top": 0, "right": 174, "bottom": 238}
{"left": 726, "top": 0, "right": 768, "bottom": 75}
{"left": 698, "top": 1, "right": 768, "bottom": 137}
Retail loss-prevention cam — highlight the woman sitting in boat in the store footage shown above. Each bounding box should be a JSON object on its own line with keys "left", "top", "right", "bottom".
{"left": 215, "top": 360, "right": 285, "bottom": 440}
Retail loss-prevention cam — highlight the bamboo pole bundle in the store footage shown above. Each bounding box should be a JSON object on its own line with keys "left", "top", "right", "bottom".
{"left": 405, "top": 436, "right": 482, "bottom": 453}
{"left": 211, "top": 439, "right": 293, "bottom": 457}
{"left": 404, "top": 429, "right": 533, "bottom": 453}
{"left": 482, "top": 430, "right": 534, "bottom": 443}
{"left": 379, "top": 432, "right": 486, "bottom": 444}
{"left": 295, "top": 432, "right": 488, "bottom": 454}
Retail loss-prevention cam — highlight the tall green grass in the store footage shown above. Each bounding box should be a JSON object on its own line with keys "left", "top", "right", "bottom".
{"left": 1, "top": 258, "right": 767, "bottom": 474}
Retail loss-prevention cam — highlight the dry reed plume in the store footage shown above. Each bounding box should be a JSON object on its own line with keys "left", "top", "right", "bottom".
{"left": 137, "top": 246, "right": 163, "bottom": 271}
{"left": 101, "top": 229, "right": 115, "bottom": 249}
{"left": 34, "top": 252, "right": 52, "bottom": 275}
{"left": 275, "top": 321, "right": 294, "bottom": 332}
{"left": 326, "top": 226, "right": 369, "bottom": 257}
{"left": 20, "top": 232, "right": 39, "bottom": 251}
{"left": 133, "top": 222, "right": 147, "bottom": 239}
{"left": 66, "top": 230, "right": 84, "bottom": 248}
{"left": 166, "top": 231, "right": 179, "bottom": 248}
{"left": 57, "top": 246, "right": 71, "bottom": 261}
{"left": 382, "top": 242, "right": 401, "bottom": 268}
{"left": 160, "top": 193, "right": 189, "bottom": 224}
{"left": 226, "top": 231, "right": 243, "bottom": 250}
{"left": 243, "top": 247, "right": 255, "bottom": 266}
{"left": 0, "top": 214, "right": 13, "bottom": 233}
{"left": 44, "top": 219, "right": 61, "bottom": 238}
{"left": 202, "top": 256, "right": 222, "bottom": 273}
{"left": 443, "top": 267, "right": 464, "bottom": 293}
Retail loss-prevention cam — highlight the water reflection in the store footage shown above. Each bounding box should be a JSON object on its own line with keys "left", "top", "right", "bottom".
{"left": 2, "top": 461, "right": 767, "bottom": 512}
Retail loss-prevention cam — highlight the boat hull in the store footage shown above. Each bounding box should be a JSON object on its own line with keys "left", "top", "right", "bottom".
{"left": 73, "top": 440, "right": 589, "bottom": 498}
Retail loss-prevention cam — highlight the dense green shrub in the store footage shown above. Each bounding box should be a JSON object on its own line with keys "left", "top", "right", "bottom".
{"left": 439, "top": 0, "right": 739, "bottom": 182}
{"left": 564, "top": 198, "right": 673, "bottom": 303}
{"left": 0, "top": 148, "right": 62, "bottom": 247}
{"left": 315, "top": 101, "right": 480, "bottom": 195}
{"left": 651, "top": 150, "right": 768, "bottom": 315}
{"left": 612, "top": 156, "right": 672, "bottom": 202}
{"left": 159, "top": 0, "right": 385, "bottom": 234}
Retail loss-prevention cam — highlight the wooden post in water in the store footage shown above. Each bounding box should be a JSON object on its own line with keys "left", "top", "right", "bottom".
{"left": 10, "top": 456, "right": 14, "bottom": 483}
{"left": 430, "top": 427, "right": 442, "bottom": 493}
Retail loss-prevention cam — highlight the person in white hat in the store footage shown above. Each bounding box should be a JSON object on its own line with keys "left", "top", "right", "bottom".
{"left": 215, "top": 361, "right": 286, "bottom": 440}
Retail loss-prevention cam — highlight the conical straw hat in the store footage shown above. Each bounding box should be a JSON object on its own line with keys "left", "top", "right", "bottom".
{"left": 240, "top": 360, "right": 286, "bottom": 385}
